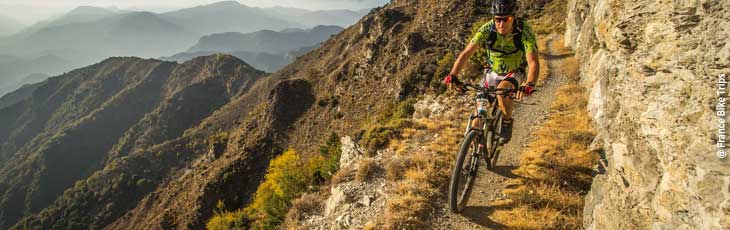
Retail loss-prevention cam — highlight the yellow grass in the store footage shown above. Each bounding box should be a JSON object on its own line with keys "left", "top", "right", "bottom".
{"left": 330, "top": 165, "right": 355, "bottom": 185}
{"left": 355, "top": 158, "right": 378, "bottom": 182}
{"left": 381, "top": 111, "right": 463, "bottom": 229}
{"left": 282, "top": 193, "right": 326, "bottom": 230}
{"left": 538, "top": 37, "right": 550, "bottom": 83}
{"left": 387, "top": 139, "right": 407, "bottom": 155}
{"left": 488, "top": 34, "right": 599, "bottom": 229}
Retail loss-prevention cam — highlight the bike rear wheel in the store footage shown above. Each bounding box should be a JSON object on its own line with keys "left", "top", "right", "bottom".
{"left": 448, "top": 130, "right": 482, "bottom": 213}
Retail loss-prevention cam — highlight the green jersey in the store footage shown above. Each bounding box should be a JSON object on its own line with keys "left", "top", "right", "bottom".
{"left": 470, "top": 19, "right": 538, "bottom": 74}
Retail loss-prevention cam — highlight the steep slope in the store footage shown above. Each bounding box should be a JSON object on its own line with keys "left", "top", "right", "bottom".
{"left": 161, "top": 50, "right": 289, "bottom": 73}
{"left": 9, "top": 0, "right": 486, "bottom": 229}
{"left": 0, "top": 54, "right": 265, "bottom": 229}
{"left": 565, "top": 0, "right": 730, "bottom": 229}
{"left": 0, "top": 74, "right": 45, "bottom": 110}
{"left": 5, "top": 0, "right": 575, "bottom": 229}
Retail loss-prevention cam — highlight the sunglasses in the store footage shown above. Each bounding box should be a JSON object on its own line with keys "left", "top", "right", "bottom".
{"left": 494, "top": 16, "right": 513, "bottom": 23}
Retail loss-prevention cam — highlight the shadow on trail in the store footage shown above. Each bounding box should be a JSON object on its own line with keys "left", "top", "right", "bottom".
{"left": 491, "top": 165, "right": 521, "bottom": 179}
{"left": 461, "top": 202, "right": 510, "bottom": 229}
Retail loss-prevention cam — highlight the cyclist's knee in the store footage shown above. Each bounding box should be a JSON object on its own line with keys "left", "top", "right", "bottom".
{"left": 497, "top": 80, "right": 514, "bottom": 89}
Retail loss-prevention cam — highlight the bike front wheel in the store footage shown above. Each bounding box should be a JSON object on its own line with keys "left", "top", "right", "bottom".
{"left": 448, "top": 130, "right": 482, "bottom": 213}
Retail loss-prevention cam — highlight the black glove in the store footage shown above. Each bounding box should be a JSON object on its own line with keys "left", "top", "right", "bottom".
{"left": 519, "top": 82, "right": 536, "bottom": 96}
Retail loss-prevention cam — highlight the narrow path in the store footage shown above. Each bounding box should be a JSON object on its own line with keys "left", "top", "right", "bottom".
{"left": 432, "top": 33, "right": 568, "bottom": 229}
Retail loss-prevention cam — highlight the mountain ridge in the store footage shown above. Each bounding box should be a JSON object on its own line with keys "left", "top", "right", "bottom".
{"left": 0, "top": 54, "right": 266, "bottom": 229}
{"left": 5, "top": 0, "right": 482, "bottom": 229}
{"left": 0, "top": 1, "right": 368, "bottom": 99}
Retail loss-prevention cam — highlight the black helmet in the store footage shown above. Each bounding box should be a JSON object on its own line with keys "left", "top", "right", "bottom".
{"left": 491, "top": 0, "right": 517, "bottom": 16}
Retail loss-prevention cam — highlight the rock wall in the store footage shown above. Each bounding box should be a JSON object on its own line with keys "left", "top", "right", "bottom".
{"left": 565, "top": 0, "right": 730, "bottom": 229}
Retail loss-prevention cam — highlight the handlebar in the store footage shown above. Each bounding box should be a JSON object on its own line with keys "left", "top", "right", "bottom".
{"left": 460, "top": 82, "right": 517, "bottom": 95}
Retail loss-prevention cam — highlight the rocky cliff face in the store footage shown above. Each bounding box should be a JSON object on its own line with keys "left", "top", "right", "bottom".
{"left": 565, "top": 0, "right": 730, "bottom": 229}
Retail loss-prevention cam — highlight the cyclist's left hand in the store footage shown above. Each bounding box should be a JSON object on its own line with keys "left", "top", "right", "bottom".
{"left": 517, "top": 83, "right": 535, "bottom": 100}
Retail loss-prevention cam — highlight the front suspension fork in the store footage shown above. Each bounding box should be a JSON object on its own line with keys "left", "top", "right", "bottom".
{"left": 464, "top": 113, "right": 483, "bottom": 136}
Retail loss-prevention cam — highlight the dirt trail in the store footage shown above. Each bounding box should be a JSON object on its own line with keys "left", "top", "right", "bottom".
{"left": 295, "top": 33, "right": 574, "bottom": 230}
{"left": 432, "top": 34, "right": 568, "bottom": 229}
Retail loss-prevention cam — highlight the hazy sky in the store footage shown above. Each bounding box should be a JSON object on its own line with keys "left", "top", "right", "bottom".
{"left": 0, "top": 0, "right": 389, "bottom": 24}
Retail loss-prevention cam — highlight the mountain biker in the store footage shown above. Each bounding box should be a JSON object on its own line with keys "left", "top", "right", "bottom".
{"left": 443, "top": 0, "right": 539, "bottom": 143}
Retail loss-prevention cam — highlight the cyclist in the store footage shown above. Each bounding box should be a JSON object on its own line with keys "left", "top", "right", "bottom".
{"left": 443, "top": 0, "right": 539, "bottom": 143}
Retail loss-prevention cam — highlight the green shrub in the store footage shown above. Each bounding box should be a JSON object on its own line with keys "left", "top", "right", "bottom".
{"left": 360, "top": 99, "right": 416, "bottom": 153}
{"left": 315, "top": 132, "right": 342, "bottom": 180}
{"left": 432, "top": 53, "right": 455, "bottom": 91}
{"left": 243, "top": 149, "right": 308, "bottom": 229}
{"left": 206, "top": 133, "right": 343, "bottom": 230}
{"left": 206, "top": 210, "right": 245, "bottom": 230}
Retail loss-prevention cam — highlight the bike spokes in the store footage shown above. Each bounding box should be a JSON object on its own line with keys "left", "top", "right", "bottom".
{"left": 449, "top": 130, "right": 482, "bottom": 213}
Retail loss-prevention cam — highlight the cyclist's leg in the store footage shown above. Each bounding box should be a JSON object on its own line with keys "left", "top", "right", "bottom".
{"left": 497, "top": 77, "right": 519, "bottom": 143}
{"left": 496, "top": 77, "right": 519, "bottom": 120}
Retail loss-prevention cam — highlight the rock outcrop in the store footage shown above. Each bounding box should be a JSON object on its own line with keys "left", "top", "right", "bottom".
{"left": 565, "top": 0, "right": 730, "bottom": 229}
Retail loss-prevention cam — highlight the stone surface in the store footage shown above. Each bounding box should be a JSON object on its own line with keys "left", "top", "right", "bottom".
{"left": 324, "top": 186, "right": 347, "bottom": 217}
{"left": 339, "top": 136, "right": 365, "bottom": 169}
{"left": 566, "top": 0, "right": 730, "bottom": 229}
{"left": 413, "top": 95, "right": 448, "bottom": 119}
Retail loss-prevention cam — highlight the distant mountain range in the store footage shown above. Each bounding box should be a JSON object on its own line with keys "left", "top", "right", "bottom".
{"left": 160, "top": 25, "right": 343, "bottom": 72}
{"left": 11, "top": 6, "right": 125, "bottom": 38}
{"left": 0, "top": 1, "right": 368, "bottom": 97}
{"left": 161, "top": 45, "right": 318, "bottom": 73}
{"left": 187, "top": 25, "right": 343, "bottom": 54}
{"left": 261, "top": 6, "right": 370, "bottom": 28}
{"left": 161, "top": 1, "right": 303, "bottom": 35}
{"left": 0, "top": 55, "right": 72, "bottom": 95}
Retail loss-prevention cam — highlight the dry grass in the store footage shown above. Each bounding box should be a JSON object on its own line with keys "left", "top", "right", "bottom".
{"left": 330, "top": 165, "right": 355, "bottom": 185}
{"left": 385, "top": 157, "right": 406, "bottom": 181}
{"left": 416, "top": 118, "right": 451, "bottom": 131}
{"left": 384, "top": 192, "right": 430, "bottom": 229}
{"left": 537, "top": 37, "right": 551, "bottom": 83}
{"left": 488, "top": 43, "right": 599, "bottom": 229}
{"left": 282, "top": 192, "right": 326, "bottom": 230}
{"left": 382, "top": 117, "right": 462, "bottom": 229}
{"left": 528, "top": 0, "right": 569, "bottom": 35}
{"left": 399, "top": 127, "right": 419, "bottom": 139}
{"left": 387, "top": 139, "right": 408, "bottom": 155}
{"left": 363, "top": 220, "right": 382, "bottom": 230}
{"left": 355, "top": 158, "right": 378, "bottom": 182}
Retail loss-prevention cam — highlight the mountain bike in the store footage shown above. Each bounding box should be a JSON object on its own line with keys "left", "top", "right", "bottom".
{"left": 448, "top": 82, "right": 515, "bottom": 213}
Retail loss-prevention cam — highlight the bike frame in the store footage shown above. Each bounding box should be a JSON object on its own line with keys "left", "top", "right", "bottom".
{"left": 462, "top": 84, "right": 510, "bottom": 138}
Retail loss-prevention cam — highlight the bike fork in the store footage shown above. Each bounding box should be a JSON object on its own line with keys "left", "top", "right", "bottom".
{"left": 465, "top": 114, "right": 475, "bottom": 136}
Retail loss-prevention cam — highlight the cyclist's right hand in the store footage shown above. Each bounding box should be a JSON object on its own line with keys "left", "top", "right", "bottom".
{"left": 443, "top": 74, "right": 464, "bottom": 92}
